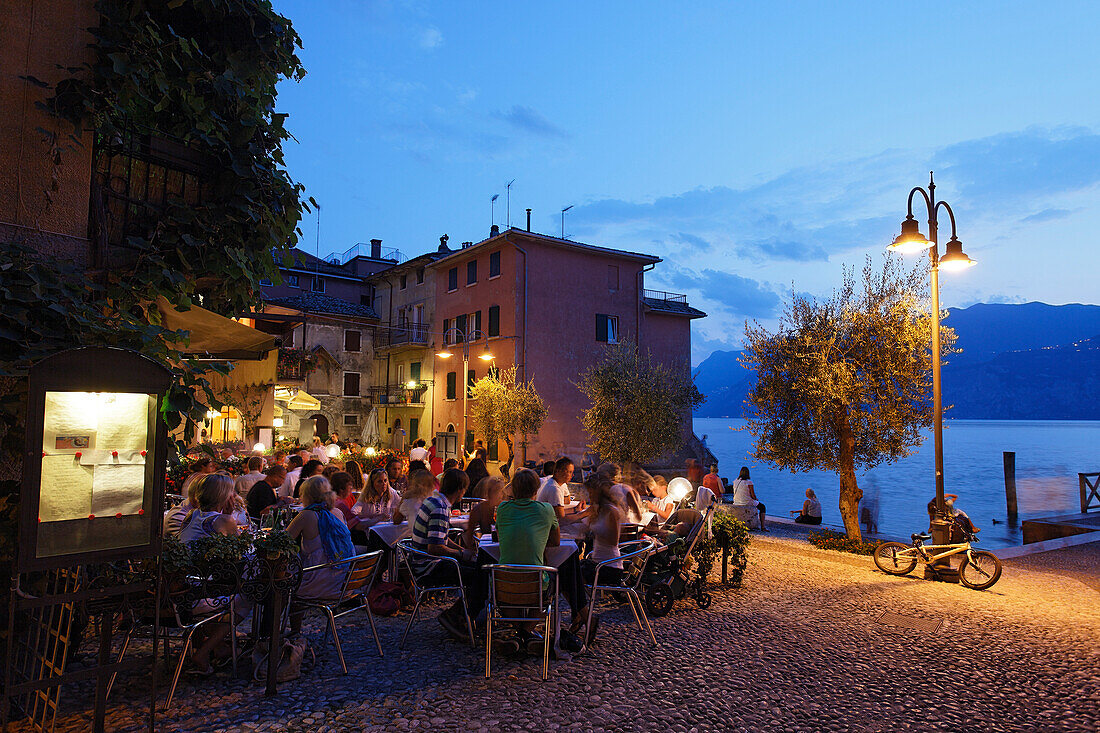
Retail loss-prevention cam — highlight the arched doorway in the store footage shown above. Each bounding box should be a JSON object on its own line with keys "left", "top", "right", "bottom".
{"left": 310, "top": 413, "right": 329, "bottom": 439}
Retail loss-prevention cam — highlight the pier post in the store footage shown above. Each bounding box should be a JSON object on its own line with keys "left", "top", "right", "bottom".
{"left": 1003, "top": 451, "right": 1018, "bottom": 521}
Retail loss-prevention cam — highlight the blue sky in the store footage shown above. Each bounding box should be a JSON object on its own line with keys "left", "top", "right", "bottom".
{"left": 273, "top": 1, "right": 1100, "bottom": 364}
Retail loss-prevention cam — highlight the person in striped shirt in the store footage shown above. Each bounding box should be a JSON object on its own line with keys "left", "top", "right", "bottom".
{"left": 409, "top": 468, "right": 487, "bottom": 642}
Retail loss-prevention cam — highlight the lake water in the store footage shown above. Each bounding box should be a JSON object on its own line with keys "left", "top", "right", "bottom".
{"left": 695, "top": 418, "right": 1100, "bottom": 548}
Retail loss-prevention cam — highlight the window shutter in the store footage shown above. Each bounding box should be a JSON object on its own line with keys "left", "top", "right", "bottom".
{"left": 488, "top": 305, "right": 500, "bottom": 337}
{"left": 596, "top": 314, "right": 608, "bottom": 342}
{"left": 446, "top": 371, "right": 456, "bottom": 399}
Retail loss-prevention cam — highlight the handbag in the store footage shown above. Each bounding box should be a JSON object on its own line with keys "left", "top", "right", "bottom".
{"left": 253, "top": 636, "right": 312, "bottom": 683}
{"left": 367, "top": 580, "right": 404, "bottom": 616}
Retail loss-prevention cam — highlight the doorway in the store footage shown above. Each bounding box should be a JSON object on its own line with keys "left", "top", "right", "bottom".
{"left": 310, "top": 414, "right": 329, "bottom": 439}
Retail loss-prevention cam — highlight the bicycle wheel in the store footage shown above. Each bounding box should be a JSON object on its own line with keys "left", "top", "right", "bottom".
{"left": 958, "top": 550, "right": 1002, "bottom": 590}
{"left": 873, "top": 542, "right": 918, "bottom": 575}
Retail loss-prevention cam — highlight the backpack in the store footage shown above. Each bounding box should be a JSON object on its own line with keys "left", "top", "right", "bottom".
{"left": 367, "top": 580, "right": 404, "bottom": 616}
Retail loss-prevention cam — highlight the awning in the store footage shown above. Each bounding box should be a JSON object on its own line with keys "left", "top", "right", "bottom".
{"left": 274, "top": 387, "right": 322, "bottom": 411}
{"left": 206, "top": 350, "right": 278, "bottom": 394}
{"left": 156, "top": 296, "right": 276, "bottom": 360}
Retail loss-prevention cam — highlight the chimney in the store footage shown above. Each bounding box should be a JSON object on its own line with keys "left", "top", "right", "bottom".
{"left": 490, "top": 224, "right": 500, "bottom": 237}
{"left": 526, "top": 208, "right": 531, "bottom": 231}
{"left": 370, "top": 238, "right": 382, "bottom": 258}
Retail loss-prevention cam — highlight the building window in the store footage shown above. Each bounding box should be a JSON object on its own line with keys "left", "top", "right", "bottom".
{"left": 596, "top": 314, "right": 619, "bottom": 344}
{"left": 343, "top": 414, "right": 359, "bottom": 426}
{"left": 416, "top": 267, "right": 425, "bottom": 285}
{"left": 286, "top": 274, "right": 299, "bottom": 288}
{"left": 488, "top": 305, "right": 500, "bottom": 337}
{"left": 259, "top": 277, "right": 273, "bottom": 286}
{"left": 467, "top": 369, "right": 476, "bottom": 398}
{"left": 409, "top": 417, "right": 419, "bottom": 442}
{"left": 446, "top": 371, "right": 457, "bottom": 400}
{"left": 455, "top": 314, "right": 467, "bottom": 341}
{"left": 343, "top": 372, "right": 361, "bottom": 397}
{"left": 467, "top": 260, "right": 477, "bottom": 285}
{"left": 608, "top": 265, "right": 619, "bottom": 291}
{"left": 410, "top": 361, "right": 421, "bottom": 382}
{"left": 399, "top": 273, "right": 407, "bottom": 290}
{"left": 344, "top": 330, "right": 361, "bottom": 352}
{"left": 311, "top": 276, "right": 325, "bottom": 293}
{"left": 448, "top": 267, "right": 458, "bottom": 292}
{"left": 360, "top": 294, "right": 372, "bottom": 307}
{"left": 489, "top": 251, "right": 501, "bottom": 278}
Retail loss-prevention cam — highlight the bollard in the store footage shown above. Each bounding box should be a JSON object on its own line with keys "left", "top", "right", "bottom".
{"left": 1003, "top": 451, "right": 1018, "bottom": 520}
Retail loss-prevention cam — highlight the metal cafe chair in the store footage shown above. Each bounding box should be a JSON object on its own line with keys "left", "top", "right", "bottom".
{"left": 291, "top": 550, "right": 385, "bottom": 674}
{"left": 583, "top": 538, "right": 659, "bottom": 646}
{"left": 483, "top": 564, "right": 559, "bottom": 680}
{"left": 395, "top": 539, "right": 476, "bottom": 648}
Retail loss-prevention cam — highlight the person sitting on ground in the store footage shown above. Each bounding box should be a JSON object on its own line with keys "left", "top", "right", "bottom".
{"left": 246, "top": 465, "right": 289, "bottom": 520}
{"left": 286, "top": 475, "right": 356, "bottom": 635}
{"left": 643, "top": 476, "right": 676, "bottom": 523}
{"left": 409, "top": 469, "right": 487, "bottom": 642}
{"left": 393, "top": 469, "right": 437, "bottom": 524}
{"left": 730, "top": 466, "right": 767, "bottom": 531}
{"left": 178, "top": 473, "right": 252, "bottom": 673}
{"left": 409, "top": 438, "right": 429, "bottom": 463}
{"left": 294, "top": 459, "right": 324, "bottom": 498}
{"left": 464, "top": 476, "right": 505, "bottom": 547}
{"left": 353, "top": 468, "right": 400, "bottom": 527}
{"left": 536, "top": 457, "right": 586, "bottom": 525}
{"left": 280, "top": 454, "right": 304, "bottom": 498}
{"left": 234, "top": 456, "right": 266, "bottom": 496}
{"left": 794, "top": 488, "right": 822, "bottom": 525}
{"left": 181, "top": 456, "right": 216, "bottom": 496}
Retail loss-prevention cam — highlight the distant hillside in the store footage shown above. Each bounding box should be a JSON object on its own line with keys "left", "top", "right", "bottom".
{"left": 693, "top": 302, "right": 1100, "bottom": 420}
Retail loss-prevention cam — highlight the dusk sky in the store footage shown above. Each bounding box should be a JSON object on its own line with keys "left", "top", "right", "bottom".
{"left": 273, "top": 1, "right": 1100, "bottom": 364}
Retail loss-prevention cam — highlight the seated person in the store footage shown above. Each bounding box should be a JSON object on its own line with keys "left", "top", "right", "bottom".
{"left": 536, "top": 457, "right": 586, "bottom": 525}
{"left": 408, "top": 469, "right": 487, "bottom": 643}
{"left": 330, "top": 471, "right": 369, "bottom": 543}
{"left": 436, "top": 458, "right": 460, "bottom": 484}
{"left": 245, "top": 465, "right": 288, "bottom": 520}
{"left": 794, "top": 488, "right": 823, "bottom": 525}
{"left": 596, "top": 462, "right": 646, "bottom": 524}
{"left": 353, "top": 468, "right": 400, "bottom": 527}
{"left": 393, "top": 469, "right": 437, "bottom": 524}
{"left": 643, "top": 476, "right": 676, "bottom": 523}
{"left": 464, "top": 476, "right": 505, "bottom": 548}
{"left": 653, "top": 508, "right": 703, "bottom": 545}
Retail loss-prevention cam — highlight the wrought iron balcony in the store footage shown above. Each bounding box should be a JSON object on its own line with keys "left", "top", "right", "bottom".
{"left": 642, "top": 288, "right": 688, "bottom": 304}
{"left": 369, "top": 381, "right": 431, "bottom": 406}
{"left": 376, "top": 323, "right": 430, "bottom": 349}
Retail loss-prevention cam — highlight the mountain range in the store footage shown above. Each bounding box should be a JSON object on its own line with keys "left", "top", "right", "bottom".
{"left": 692, "top": 302, "right": 1100, "bottom": 420}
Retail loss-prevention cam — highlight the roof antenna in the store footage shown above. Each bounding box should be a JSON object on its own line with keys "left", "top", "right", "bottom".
{"left": 506, "top": 179, "right": 515, "bottom": 228}
{"left": 314, "top": 203, "right": 321, "bottom": 272}
{"left": 561, "top": 205, "right": 573, "bottom": 239}
{"left": 491, "top": 194, "right": 499, "bottom": 229}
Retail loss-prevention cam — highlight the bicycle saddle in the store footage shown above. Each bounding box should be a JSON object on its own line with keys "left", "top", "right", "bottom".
{"left": 911, "top": 532, "right": 932, "bottom": 543}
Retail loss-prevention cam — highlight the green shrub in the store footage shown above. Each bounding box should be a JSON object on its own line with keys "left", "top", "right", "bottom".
{"left": 694, "top": 513, "right": 752, "bottom": 587}
{"left": 808, "top": 529, "right": 883, "bottom": 555}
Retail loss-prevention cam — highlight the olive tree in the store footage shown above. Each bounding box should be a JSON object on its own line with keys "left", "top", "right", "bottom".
{"left": 742, "top": 256, "right": 956, "bottom": 540}
{"left": 578, "top": 343, "right": 703, "bottom": 465}
{"left": 468, "top": 367, "right": 548, "bottom": 476}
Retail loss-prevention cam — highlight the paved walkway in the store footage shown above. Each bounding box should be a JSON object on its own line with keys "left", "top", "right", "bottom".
{"left": 20, "top": 536, "right": 1099, "bottom": 732}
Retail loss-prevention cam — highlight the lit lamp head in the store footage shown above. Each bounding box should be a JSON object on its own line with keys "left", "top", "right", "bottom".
{"left": 365, "top": 446, "right": 377, "bottom": 456}
{"left": 205, "top": 410, "right": 218, "bottom": 420}
{"left": 937, "top": 236, "right": 976, "bottom": 272}
{"left": 436, "top": 347, "right": 453, "bottom": 359}
{"left": 253, "top": 442, "right": 266, "bottom": 453}
{"left": 272, "top": 417, "right": 284, "bottom": 428}
{"left": 406, "top": 380, "right": 418, "bottom": 389}
{"left": 325, "top": 443, "right": 341, "bottom": 458}
{"left": 667, "top": 477, "right": 692, "bottom": 503}
{"left": 478, "top": 344, "right": 493, "bottom": 361}
{"left": 888, "top": 215, "right": 932, "bottom": 254}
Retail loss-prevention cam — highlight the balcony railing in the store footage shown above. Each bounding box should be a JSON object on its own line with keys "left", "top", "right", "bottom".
{"left": 642, "top": 289, "right": 688, "bottom": 304}
{"left": 369, "top": 381, "right": 431, "bottom": 406}
{"left": 376, "top": 323, "right": 431, "bottom": 349}
{"left": 277, "top": 347, "right": 318, "bottom": 381}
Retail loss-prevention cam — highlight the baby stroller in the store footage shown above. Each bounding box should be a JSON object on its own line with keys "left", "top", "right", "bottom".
{"left": 633, "top": 504, "right": 715, "bottom": 617}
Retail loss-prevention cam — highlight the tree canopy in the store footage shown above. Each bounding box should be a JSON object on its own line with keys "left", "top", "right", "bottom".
{"left": 741, "top": 256, "right": 956, "bottom": 539}
{"left": 578, "top": 343, "right": 703, "bottom": 465}
{"left": 468, "top": 367, "right": 548, "bottom": 476}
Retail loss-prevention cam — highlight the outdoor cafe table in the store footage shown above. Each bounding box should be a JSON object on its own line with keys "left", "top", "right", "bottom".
{"left": 476, "top": 538, "right": 580, "bottom": 645}
{"left": 369, "top": 515, "right": 470, "bottom": 578}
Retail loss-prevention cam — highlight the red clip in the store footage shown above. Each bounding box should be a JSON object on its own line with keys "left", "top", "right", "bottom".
{"left": 112, "top": 451, "right": 119, "bottom": 458}
{"left": 141, "top": 450, "right": 147, "bottom": 457}
{"left": 75, "top": 451, "right": 82, "bottom": 459}
{"left": 88, "top": 514, "right": 95, "bottom": 520}
{"left": 42, "top": 452, "right": 46, "bottom": 457}
{"left": 115, "top": 513, "right": 122, "bottom": 518}
{"left": 138, "top": 509, "right": 145, "bottom": 515}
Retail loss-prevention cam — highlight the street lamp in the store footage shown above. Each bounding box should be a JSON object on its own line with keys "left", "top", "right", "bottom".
{"left": 436, "top": 327, "right": 493, "bottom": 452}
{"left": 888, "top": 171, "right": 975, "bottom": 578}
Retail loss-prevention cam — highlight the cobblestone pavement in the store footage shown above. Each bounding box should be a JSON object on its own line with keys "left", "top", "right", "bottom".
{"left": 20, "top": 535, "right": 1100, "bottom": 732}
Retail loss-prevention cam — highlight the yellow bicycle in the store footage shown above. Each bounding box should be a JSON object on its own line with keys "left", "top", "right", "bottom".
{"left": 873, "top": 522, "right": 1002, "bottom": 590}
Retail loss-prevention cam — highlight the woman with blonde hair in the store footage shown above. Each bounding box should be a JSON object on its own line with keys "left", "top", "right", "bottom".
{"left": 179, "top": 474, "right": 239, "bottom": 542}
{"left": 287, "top": 475, "right": 356, "bottom": 634}
{"left": 352, "top": 467, "right": 400, "bottom": 527}
{"left": 794, "top": 487, "right": 822, "bottom": 525}
{"left": 392, "top": 469, "right": 436, "bottom": 524}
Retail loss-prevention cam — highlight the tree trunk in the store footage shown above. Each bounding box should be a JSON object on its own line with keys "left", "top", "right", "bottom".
{"left": 721, "top": 547, "right": 729, "bottom": 584}
{"left": 501, "top": 435, "right": 514, "bottom": 478}
{"left": 836, "top": 409, "right": 863, "bottom": 541}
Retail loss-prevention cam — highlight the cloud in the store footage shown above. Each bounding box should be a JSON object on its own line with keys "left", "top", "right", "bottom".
{"left": 736, "top": 237, "right": 829, "bottom": 263}
{"left": 492, "top": 105, "right": 567, "bottom": 138}
{"left": 662, "top": 266, "right": 781, "bottom": 318}
{"left": 1019, "top": 207, "right": 1073, "bottom": 224}
{"left": 419, "top": 27, "right": 443, "bottom": 49}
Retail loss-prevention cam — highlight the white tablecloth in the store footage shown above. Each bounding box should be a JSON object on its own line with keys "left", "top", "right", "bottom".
{"left": 369, "top": 516, "right": 470, "bottom": 547}
{"left": 477, "top": 538, "right": 579, "bottom": 567}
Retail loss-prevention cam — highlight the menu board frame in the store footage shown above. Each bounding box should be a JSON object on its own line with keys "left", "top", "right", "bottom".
{"left": 19, "top": 347, "right": 172, "bottom": 572}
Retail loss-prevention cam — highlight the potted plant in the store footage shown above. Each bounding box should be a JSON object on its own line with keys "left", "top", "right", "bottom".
{"left": 251, "top": 529, "right": 299, "bottom": 581}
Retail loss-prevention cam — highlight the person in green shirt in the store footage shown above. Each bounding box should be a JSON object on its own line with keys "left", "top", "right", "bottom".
{"left": 496, "top": 468, "right": 559, "bottom": 567}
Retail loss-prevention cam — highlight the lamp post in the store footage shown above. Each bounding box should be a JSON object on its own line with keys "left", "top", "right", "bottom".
{"left": 436, "top": 328, "right": 493, "bottom": 455}
{"left": 888, "top": 171, "right": 975, "bottom": 578}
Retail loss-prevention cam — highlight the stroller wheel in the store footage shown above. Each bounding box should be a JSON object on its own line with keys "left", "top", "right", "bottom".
{"left": 696, "top": 592, "right": 712, "bottom": 610}
{"left": 644, "top": 584, "right": 675, "bottom": 617}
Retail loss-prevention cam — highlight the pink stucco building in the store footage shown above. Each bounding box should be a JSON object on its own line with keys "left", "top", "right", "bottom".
{"left": 428, "top": 227, "right": 706, "bottom": 467}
